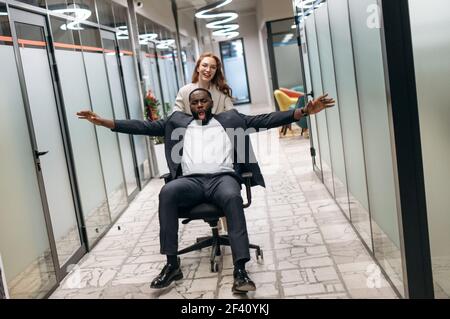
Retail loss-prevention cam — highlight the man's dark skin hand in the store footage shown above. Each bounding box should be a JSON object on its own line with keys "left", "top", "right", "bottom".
{"left": 293, "top": 94, "right": 336, "bottom": 121}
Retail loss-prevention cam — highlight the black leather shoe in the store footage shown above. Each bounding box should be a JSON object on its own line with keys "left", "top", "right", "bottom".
{"left": 232, "top": 269, "right": 256, "bottom": 294}
{"left": 150, "top": 263, "right": 183, "bottom": 289}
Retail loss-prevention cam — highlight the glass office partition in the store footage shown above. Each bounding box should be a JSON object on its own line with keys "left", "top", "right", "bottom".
{"left": 349, "top": 0, "right": 404, "bottom": 295}
{"left": 296, "top": 11, "right": 322, "bottom": 174}
{"left": 327, "top": 0, "right": 372, "bottom": 250}
{"left": 314, "top": 4, "right": 350, "bottom": 218}
{"left": 220, "top": 38, "right": 251, "bottom": 104}
{"left": 147, "top": 44, "right": 165, "bottom": 119}
{"left": 114, "top": 4, "right": 151, "bottom": 185}
{"left": 409, "top": 0, "right": 450, "bottom": 299}
{"left": 305, "top": 12, "right": 334, "bottom": 194}
{"left": 51, "top": 17, "right": 111, "bottom": 247}
{"left": 79, "top": 25, "right": 128, "bottom": 221}
{"left": 15, "top": 0, "right": 46, "bottom": 8}
{"left": 102, "top": 31, "right": 138, "bottom": 198}
{"left": 268, "top": 18, "right": 304, "bottom": 92}
{"left": 157, "top": 48, "right": 177, "bottom": 115}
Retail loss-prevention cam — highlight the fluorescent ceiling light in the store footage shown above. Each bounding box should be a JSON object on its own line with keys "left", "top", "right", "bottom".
{"left": 0, "top": 11, "right": 7, "bottom": 16}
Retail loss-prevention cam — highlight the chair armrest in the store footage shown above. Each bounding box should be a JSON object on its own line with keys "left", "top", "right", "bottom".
{"left": 242, "top": 172, "right": 252, "bottom": 208}
{"left": 160, "top": 173, "right": 172, "bottom": 184}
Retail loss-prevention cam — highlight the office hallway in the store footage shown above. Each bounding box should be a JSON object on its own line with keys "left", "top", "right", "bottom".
{"left": 50, "top": 105, "right": 397, "bottom": 299}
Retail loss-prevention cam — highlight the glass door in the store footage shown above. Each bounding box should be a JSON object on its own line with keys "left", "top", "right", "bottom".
{"left": 0, "top": 4, "right": 58, "bottom": 299}
{"left": 295, "top": 11, "right": 323, "bottom": 176}
{"left": 9, "top": 8, "right": 85, "bottom": 275}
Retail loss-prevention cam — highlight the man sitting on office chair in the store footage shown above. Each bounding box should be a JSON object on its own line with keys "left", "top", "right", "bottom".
{"left": 77, "top": 89, "right": 335, "bottom": 294}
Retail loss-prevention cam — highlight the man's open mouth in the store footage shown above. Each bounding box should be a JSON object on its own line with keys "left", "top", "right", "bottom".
{"left": 198, "top": 110, "right": 206, "bottom": 120}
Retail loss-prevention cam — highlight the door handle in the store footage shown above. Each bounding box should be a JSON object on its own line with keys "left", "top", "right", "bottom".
{"left": 35, "top": 150, "right": 49, "bottom": 158}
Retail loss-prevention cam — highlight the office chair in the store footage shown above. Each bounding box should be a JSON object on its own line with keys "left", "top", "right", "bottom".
{"left": 274, "top": 90, "right": 298, "bottom": 136}
{"left": 160, "top": 172, "right": 264, "bottom": 272}
{"left": 276, "top": 89, "right": 309, "bottom": 136}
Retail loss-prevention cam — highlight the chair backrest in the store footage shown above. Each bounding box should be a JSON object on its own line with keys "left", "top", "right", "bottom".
{"left": 274, "top": 90, "right": 298, "bottom": 112}
{"left": 279, "top": 87, "right": 305, "bottom": 99}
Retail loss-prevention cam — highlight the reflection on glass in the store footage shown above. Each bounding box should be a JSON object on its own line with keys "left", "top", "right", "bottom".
{"left": 305, "top": 12, "right": 334, "bottom": 194}
{"left": 16, "top": 22, "right": 82, "bottom": 266}
{"left": 15, "top": 0, "right": 46, "bottom": 8}
{"left": 297, "top": 13, "right": 322, "bottom": 172}
{"left": 148, "top": 45, "right": 164, "bottom": 118}
{"left": 349, "top": 0, "right": 404, "bottom": 296}
{"left": 409, "top": 0, "right": 450, "bottom": 299}
{"left": 0, "top": 9, "right": 57, "bottom": 299}
{"left": 114, "top": 7, "right": 151, "bottom": 184}
{"left": 180, "top": 35, "right": 196, "bottom": 81}
{"left": 220, "top": 38, "right": 251, "bottom": 104}
{"left": 51, "top": 17, "right": 111, "bottom": 247}
{"left": 270, "top": 18, "right": 304, "bottom": 91}
{"left": 112, "top": 2, "right": 132, "bottom": 53}
{"left": 121, "top": 55, "right": 151, "bottom": 183}
{"left": 328, "top": 0, "right": 372, "bottom": 250}
{"left": 314, "top": 4, "right": 350, "bottom": 218}
{"left": 97, "top": 0, "right": 115, "bottom": 27}
{"left": 80, "top": 25, "right": 128, "bottom": 221}
{"left": 47, "top": 0, "right": 98, "bottom": 25}
{"left": 102, "top": 35, "right": 138, "bottom": 197}
{"left": 157, "top": 48, "right": 178, "bottom": 116}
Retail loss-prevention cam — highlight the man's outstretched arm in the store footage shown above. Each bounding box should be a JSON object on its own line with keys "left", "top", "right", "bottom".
{"left": 240, "top": 94, "right": 335, "bottom": 130}
{"left": 77, "top": 110, "right": 166, "bottom": 136}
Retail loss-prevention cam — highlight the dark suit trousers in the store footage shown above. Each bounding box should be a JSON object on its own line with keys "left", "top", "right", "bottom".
{"left": 158, "top": 173, "right": 251, "bottom": 264}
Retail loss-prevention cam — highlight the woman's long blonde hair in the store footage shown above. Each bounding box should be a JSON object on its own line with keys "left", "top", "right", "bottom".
{"left": 192, "top": 52, "right": 232, "bottom": 98}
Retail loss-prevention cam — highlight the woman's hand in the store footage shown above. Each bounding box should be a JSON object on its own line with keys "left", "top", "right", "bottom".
{"left": 77, "top": 110, "right": 115, "bottom": 129}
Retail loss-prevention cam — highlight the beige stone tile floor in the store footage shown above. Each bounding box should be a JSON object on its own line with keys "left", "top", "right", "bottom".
{"left": 50, "top": 105, "right": 399, "bottom": 299}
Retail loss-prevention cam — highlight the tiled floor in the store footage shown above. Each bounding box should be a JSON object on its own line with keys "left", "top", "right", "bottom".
{"left": 50, "top": 105, "right": 398, "bottom": 299}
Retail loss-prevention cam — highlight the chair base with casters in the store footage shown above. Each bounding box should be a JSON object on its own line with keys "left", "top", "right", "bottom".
{"left": 161, "top": 172, "right": 264, "bottom": 273}
{"left": 178, "top": 204, "right": 263, "bottom": 272}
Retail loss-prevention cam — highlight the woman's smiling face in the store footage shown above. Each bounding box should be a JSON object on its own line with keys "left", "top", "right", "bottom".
{"left": 197, "top": 57, "right": 218, "bottom": 83}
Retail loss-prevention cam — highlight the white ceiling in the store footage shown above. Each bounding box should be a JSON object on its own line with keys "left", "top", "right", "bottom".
{"left": 175, "top": 0, "right": 258, "bottom": 15}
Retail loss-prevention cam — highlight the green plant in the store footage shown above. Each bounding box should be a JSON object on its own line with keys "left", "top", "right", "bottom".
{"left": 144, "top": 90, "right": 164, "bottom": 144}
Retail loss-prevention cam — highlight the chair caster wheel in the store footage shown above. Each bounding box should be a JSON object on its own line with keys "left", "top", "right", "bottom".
{"left": 256, "top": 248, "right": 264, "bottom": 261}
{"left": 211, "top": 261, "right": 219, "bottom": 272}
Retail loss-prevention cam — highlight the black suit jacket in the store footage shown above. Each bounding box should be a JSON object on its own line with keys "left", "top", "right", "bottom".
{"left": 112, "top": 109, "right": 296, "bottom": 188}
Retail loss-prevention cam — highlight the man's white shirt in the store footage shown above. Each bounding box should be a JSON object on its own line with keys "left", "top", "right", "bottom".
{"left": 181, "top": 118, "right": 234, "bottom": 176}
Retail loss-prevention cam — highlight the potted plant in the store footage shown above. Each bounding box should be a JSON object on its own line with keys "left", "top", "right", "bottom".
{"left": 144, "top": 90, "right": 164, "bottom": 144}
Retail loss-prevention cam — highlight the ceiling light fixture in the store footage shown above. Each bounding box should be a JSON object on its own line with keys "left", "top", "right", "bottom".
{"left": 195, "top": 0, "right": 239, "bottom": 39}
{"left": 139, "top": 33, "right": 159, "bottom": 45}
{"left": 51, "top": 4, "right": 91, "bottom": 30}
{"left": 156, "top": 39, "right": 175, "bottom": 50}
{"left": 115, "top": 26, "right": 129, "bottom": 40}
